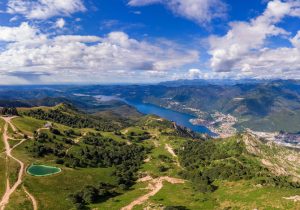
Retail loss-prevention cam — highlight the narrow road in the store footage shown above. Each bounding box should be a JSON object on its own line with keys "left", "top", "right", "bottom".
{"left": 0, "top": 116, "right": 37, "bottom": 210}
{"left": 121, "top": 176, "right": 184, "bottom": 210}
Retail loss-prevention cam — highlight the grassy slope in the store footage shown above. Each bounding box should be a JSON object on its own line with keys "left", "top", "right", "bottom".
{"left": 6, "top": 187, "right": 32, "bottom": 210}
{"left": 131, "top": 135, "right": 300, "bottom": 210}
{"left": 139, "top": 134, "right": 182, "bottom": 177}
{"left": 142, "top": 179, "right": 300, "bottom": 210}
{"left": 0, "top": 118, "right": 6, "bottom": 198}
{"left": 0, "top": 117, "right": 33, "bottom": 209}
{"left": 9, "top": 116, "right": 118, "bottom": 210}
{"left": 94, "top": 119, "right": 300, "bottom": 210}
{"left": 91, "top": 182, "right": 149, "bottom": 210}
{"left": 12, "top": 116, "right": 46, "bottom": 135}
{"left": 2, "top": 112, "right": 300, "bottom": 210}
{"left": 92, "top": 129, "right": 187, "bottom": 209}
{"left": 23, "top": 167, "right": 116, "bottom": 210}
{"left": 212, "top": 180, "right": 300, "bottom": 210}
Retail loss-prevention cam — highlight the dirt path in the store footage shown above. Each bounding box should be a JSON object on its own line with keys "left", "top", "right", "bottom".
{"left": 121, "top": 176, "right": 184, "bottom": 210}
{"left": 6, "top": 118, "right": 32, "bottom": 139}
{"left": 283, "top": 195, "right": 300, "bottom": 202}
{"left": 0, "top": 116, "right": 36, "bottom": 210}
{"left": 36, "top": 127, "right": 49, "bottom": 135}
{"left": 23, "top": 186, "right": 38, "bottom": 210}
{"left": 6, "top": 118, "right": 17, "bottom": 132}
{"left": 165, "top": 144, "right": 176, "bottom": 157}
{"left": 66, "top": 132, "right": 88, "bottom": 154}
{"left": 74, "top": 132, "right": 88, "bottom": 143}
{"left": 165, "top": 144, "right": 182, "bottom": 168}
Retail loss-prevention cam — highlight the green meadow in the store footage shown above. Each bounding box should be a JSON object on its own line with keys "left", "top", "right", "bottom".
{"left": 0, "top": 109, "right": 299, "bottom": 210}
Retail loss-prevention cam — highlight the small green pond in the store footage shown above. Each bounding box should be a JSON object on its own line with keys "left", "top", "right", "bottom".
{"left": 27, "top": 165, "right": 61, "bottom": 177}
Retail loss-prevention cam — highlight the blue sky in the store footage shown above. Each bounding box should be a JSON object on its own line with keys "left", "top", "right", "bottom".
{"left": 0, "top": 0, "right": 299, "bottom": 84}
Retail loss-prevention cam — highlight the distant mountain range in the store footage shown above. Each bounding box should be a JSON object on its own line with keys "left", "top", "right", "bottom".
{"left": 153, "top": 80, "right": 300, "bottom": 132}
{"left": 1, "top": 79, "right": 300, "bottom": 133}
{"left": 159, "top": 78, "right": 271, "bottom": 87}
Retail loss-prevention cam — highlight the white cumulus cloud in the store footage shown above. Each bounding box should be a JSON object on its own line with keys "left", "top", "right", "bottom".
{"left": 7, "top": 0, "right": 86, "bottom": 20}
{"left": 187, "top": 68, "right": 202, "bottom": 79}
{"left": 0, "top": 22, "right": 46, "bottom": 42}
{"left": 128, "top": 0, "right": 227, "bottom": 25}
{"left": 55, "top": 18, "right": 66, "bottom": 28}
{"left": 0, "top": 23, "right": 199, "bottom": 83}
{"left": 208, "top": 0, "right": 300, "bottom": 79}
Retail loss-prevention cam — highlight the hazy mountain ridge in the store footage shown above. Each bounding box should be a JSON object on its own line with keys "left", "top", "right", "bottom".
{"left": 143, "top": 80, "right": 300, "bottom": 133}
{"left": 0, "top": 80, "right": 300, "bottom": 133}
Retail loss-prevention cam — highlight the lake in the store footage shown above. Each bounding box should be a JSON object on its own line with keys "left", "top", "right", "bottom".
{"left": 125, "top": 100, "right": 214, "bottom": 135}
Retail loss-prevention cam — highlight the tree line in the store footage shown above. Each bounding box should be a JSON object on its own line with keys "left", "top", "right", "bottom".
{"left": 23, "top": 108, "right": 122, "bottom": 131}
{"left": 0, "top": 107, "right": 19, "bottom": 116}
{"left": 178, "top": 138, "right": 300, "bottom": 193}
{"left": 26, "top": 130, "right": 149, "bottom": 209}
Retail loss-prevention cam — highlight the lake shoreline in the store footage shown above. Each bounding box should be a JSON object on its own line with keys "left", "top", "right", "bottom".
{"left": 124, "top": 100, "right": 215, "bottom": 135}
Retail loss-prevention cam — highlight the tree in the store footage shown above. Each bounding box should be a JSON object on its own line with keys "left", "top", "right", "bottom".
{"left": 82, "top": 186, "right": 98, "bottom": 203}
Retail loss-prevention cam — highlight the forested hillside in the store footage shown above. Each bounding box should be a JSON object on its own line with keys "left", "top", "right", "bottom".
{"left": 0, "top": 103, "right": 299, "bottom": 210}
{"left": 20, "top": 103, "right": 130, "bottom": 132}
{"left": 1, "top": 81, "right": 300, "bottom": 132}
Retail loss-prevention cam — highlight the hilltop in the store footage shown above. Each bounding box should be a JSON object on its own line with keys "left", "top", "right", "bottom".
{"left": 0, "top": 104, "right": 299, "bottom": 209}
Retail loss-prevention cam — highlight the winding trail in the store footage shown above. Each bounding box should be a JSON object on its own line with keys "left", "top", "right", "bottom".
{"left": 165, "top": 144, "right": 182, "bottom": 168}
{"left": 66, "top": 132, "right": 88, "bottom": 154}
{"left": 36, "top": 127, "right": 49, "bottom": 135}
{"left": 121, "top": 176, "right": 184, "bottom": 210}
{"left": 165, "top": 144, "right": 176, "bottom": 157}
{"left": 23, "top": 186, "right": 38, "bottom": 210}
{"left": 74, "top": 131, "right": 87, "bottom": 143}
{"left": 0, "top": 116, "right": 37, "bottom": 210}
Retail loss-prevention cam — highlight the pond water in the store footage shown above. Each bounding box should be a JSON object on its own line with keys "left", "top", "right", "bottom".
{"left": 27, "top": 165, "right": 61, "bottom": 177}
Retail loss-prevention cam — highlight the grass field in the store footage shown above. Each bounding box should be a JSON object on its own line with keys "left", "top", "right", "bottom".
{"left": 140, "top": 141, "right": 180, "bottom": 177}
{"left": 0, "top": 152, "right": 6, "bottom": 199}
{"left": 12, "top": 116, "right": 46, "bottom": 135}
{"left": 23, "top": 167, "right": 116, "bottom": 210}
{"left": 96, "top": 124, "right": 300, "bottom": 210}
{"left": 0, "top": 120, "right": 4, "bottom": 144}
{"left": 146, "top": 182, "right": 217, "bottom": 210}
{"left": 136, "top": 180, "right": 300, "bottom": 210}
{"left": 213, "top": 180, "right": 300, "bottom": 210}
{"left": 0, "top": 118, "right": 6, "bottom": 198}
{"left": 7, "top": 123, "right": 14, "bottom": 136}
{"left": 5, "top": 187, "right": 32, "bottom": 210}
{"left": 11, "top": 135, "right": 117, "bottom": 209}
{"left": 7, "top": 158, "right": 20, "bottom": 187}
{"left": 7, "top": 117, "right": 118, "bottom": 209}
{"left": 1, "top": 114, "right": 300, "bottom": 210}
{"left": 91, "top": 182, "right": 149, "bottom": 210}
